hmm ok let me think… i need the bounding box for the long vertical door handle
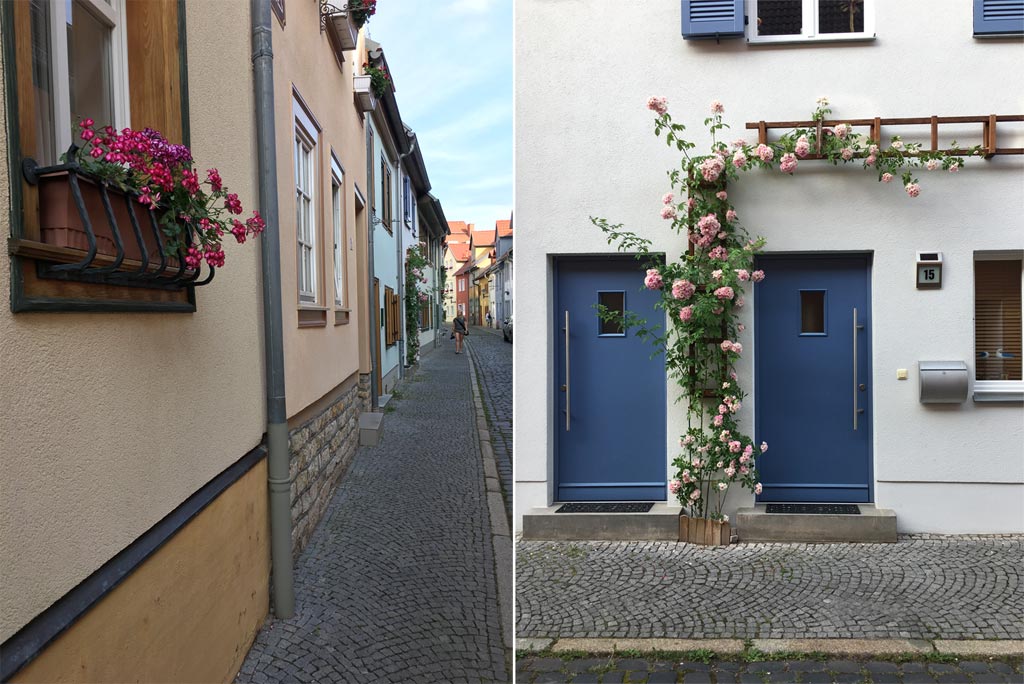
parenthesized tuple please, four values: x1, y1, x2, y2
(853, 307, 858, 431)
(565, 310, 571, 431)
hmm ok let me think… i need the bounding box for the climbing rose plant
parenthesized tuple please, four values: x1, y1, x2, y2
(595, 98, 979, 521)
(405, 244, 431, 366)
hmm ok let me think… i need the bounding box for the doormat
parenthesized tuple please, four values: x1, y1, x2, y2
(555, 502, 655, 513)
(766, 504, 861, 515)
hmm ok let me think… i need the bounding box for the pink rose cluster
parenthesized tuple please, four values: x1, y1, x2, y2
(671, 279, 695, 300)
(699, 155, 726, 183)
(647, 96, 668, 115)
(644, 268, 664, 290)
(780, 153, 799, 174)
(720, 339, 743, 354)
(714, 286, 735, 300)
(694, 213, 721, 248)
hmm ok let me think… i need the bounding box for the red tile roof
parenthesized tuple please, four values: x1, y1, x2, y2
(496, 219, 512, 237)
(448, 221, 470, 236)
(472, 230, 495, 247)
(447, 243, 470, 262)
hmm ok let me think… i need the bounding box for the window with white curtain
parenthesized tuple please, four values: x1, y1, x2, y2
(331, 157, 345, 307)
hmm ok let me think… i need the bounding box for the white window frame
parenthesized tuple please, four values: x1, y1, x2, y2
(331, 155, 345, 308)
(747, 0, 875, 44)
(293, 96, 320, 305)
(973, 251, 1024, 403)
(45, 0, 131, 157)
(458, 277, 466, 292)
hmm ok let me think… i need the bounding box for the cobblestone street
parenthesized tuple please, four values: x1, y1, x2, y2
(236, 346, 508, 683)
(466, 326, 512, 517)
(517, 538, 1024, 641)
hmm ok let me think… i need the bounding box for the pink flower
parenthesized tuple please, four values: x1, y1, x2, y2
(682, 434, 695, 446)
(735, 297, 744, 309)
(672, 279, 695, 300)
(711, 269, 724, 281)
(724, 466, 736, 478)
(869, 144, 879, 155)
(891, 139, 904, 150)
(925, 159, 940, 171)
(647, 96, 668, 115)
(949, 163, 959, 173)
(716, 191, 728, 201)
(732, 150, 746, 168)
(709, 246, 729, 260)
(754, 483, 763, 495)
(905, 182, 921, 198)
(740, 466, 749, 475)
(729, 440, 741, 453)
(712, 414, 723, 426)
(795, 135, 810, 158)
(865, 155, 877, 167)
(834, 123, 850, 139)
(718, 481, 728, 491)
(743, 444, 754, 457)
(756, 144, 774, 162)
(714, 286, 735, 300)
(80, 118, 95, 128)
(718, 404, 729, 415)
(719, 430, 730, 442)
(90, 147, 105, 159)
(841, 147, 854, 161)
(690, 490, 701, 501)
(644, 268, 663, 290)
(780, 153, 798, 174)
(687, 197, 696, 211)
(669, 479, 682, 494)
(736, 269, 750, 281)
(882, 173, 894, 183)
(662, 192, 674, 204)
(760, 441, 768, 453)
(710, 100, 725, 114)
(732, 138, 747, 149)
(679, 306, 693, 322)
(80, 129, 95, 141)
(739, 454, 750, 465)
(661, 206, 677, 220)
(751, 270, 765, 282)
(207, 168, 223, 192)
(697, 213, 721, 234)
(224, 193, 244, 214)
(700, 156, 726, 183)
(726, 209, 738, 223)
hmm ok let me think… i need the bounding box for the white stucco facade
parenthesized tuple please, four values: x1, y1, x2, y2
(514, 1, 1024, 533)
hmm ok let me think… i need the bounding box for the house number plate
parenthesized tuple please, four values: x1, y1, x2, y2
(916, 263, 941, 289)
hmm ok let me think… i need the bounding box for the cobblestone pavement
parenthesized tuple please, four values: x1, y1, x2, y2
(465, 326, 512, 517)
(237, 348, 508, 683)
(517, 538, 1024, 641)
(516, 654, 1024, 683)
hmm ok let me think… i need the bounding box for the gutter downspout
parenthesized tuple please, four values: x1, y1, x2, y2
(252, 0, 294, 618)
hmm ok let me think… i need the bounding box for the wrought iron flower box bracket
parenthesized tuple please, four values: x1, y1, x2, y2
(319, 1, 359, 51)
(20, 150, 215, 290)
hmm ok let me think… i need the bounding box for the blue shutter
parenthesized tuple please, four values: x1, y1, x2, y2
(681, 0, 744, 39)
(974, 0, 1024, 35)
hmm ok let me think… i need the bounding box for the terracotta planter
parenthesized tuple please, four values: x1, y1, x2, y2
(679, 515, 731, 546)
(38, 171, 167, 265)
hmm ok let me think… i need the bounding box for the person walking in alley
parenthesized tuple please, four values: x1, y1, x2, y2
(486, 311, 493, 327)
(453, 312, 469, 354)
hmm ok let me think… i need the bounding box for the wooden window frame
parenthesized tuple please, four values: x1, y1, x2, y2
(380, 155, 393, 235)
(974, 252, 1024, 402)
(330, 153, 345, 309)
(4, 0, 195, 313)
(383, 284, 400, 346)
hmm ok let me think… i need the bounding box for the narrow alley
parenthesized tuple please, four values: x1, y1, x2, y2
(236, 345, 509, 683)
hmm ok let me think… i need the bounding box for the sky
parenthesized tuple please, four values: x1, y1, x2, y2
(366, 0, 512, 233)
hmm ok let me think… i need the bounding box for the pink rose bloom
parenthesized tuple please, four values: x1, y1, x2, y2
(949, 163, 959, 173)
(700, 156, 726, 182)
(735, 297, 744, 309)
(795, 135, 810, 158)
(732, 150, 746, 168)
(737, 323, 745, 332)
(841, 147, 854, 161)
(716, 191, 728, 201)
(683, 434, 695, 446)
(690, 490, 701, 501)
(668, 479, 682, 494)
(732, 138, 747, 149)
(717, 231, 727, 239)
(891, 139, 904, 150)
(739, 454, 750, 465)
(754, 483, 763, 495)
(687, 197, 696, 211)
(644, 268, 663, 290)
(710, 100, 725, 114)
(712, 414, 723, 426)
(743, 444, 754, 457)
(925, 159, 940, 171)
(725, 466, 736, 477)
(728, 440, 741, 453)
(751, 270, 765, 282)
(714, 286, 735, 300)
(720, 340, 733, 352)
(905, 182, 921, 198)
(732, 342, 744, 354)
(681, 470, 691, 483)
(719, 430, 730, 442)
(756, 144, 774, 162)
(679, 306, 693, 322)
(869, 144, 879, 155)
(740, 466, 749, 475)
(736, 269, 750, 281)
(718, 481, 728, 491)
(711, 269, 724, 281)
(882, 173, 894, 183)
(760, 441, 768, 453)
(834, 123, 850, 139)
(698, 213, 721, 234)
(732, 400, 742, 412)
(780, 153, 798, 174)
(718, 404, 729, 415)
(672, 279, 695, 300)
(662, 192, 674, 204)
(647, 96, 668, 115)
(709, 246, 729, 261)
(661, 206, 677, 220)
(726, 209, 738, 222)
(865, 155, 876, 167)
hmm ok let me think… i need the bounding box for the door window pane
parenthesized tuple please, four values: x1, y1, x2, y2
(800, 290, 826, 334)
(68, 0, 114, 131)
(975, 260, 1023, 381)
(598, 291, 626, 336)
(30, 0, 57, 164)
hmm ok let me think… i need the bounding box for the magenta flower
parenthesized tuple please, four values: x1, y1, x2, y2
(207, 168, 223, 192)
(225, 193, 244, 214)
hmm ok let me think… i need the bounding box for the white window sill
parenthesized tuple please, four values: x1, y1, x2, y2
(973, 381, 1024, 403)
(747, 33, 876, 45)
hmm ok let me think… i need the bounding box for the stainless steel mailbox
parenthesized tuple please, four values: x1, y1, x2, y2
(919, 361, 969, 404)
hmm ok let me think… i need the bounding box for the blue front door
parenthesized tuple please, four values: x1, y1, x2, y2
(754, 255, 873, 503)
(555, 257, 666, 501)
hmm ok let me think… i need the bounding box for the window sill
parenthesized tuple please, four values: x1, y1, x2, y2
(747, 33, 876, 45)
(334, 308, 350, 326)
(298, 307, 328, 328)
(973, 381, 1024, 403)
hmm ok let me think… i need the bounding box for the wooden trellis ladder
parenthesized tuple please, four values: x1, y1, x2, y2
(745, 115, 1024, 159)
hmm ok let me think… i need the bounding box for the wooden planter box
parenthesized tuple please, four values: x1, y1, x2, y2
(679, 515, 731, 546)
(38, 171, 166, 265)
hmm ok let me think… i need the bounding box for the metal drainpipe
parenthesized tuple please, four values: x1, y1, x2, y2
(252, 0, 294, 619)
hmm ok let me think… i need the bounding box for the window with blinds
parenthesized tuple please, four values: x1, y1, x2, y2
(975, 257, 1023, 381)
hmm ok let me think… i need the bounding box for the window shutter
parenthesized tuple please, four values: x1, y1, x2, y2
(681, 0, 744, 39)
(126, 1, 189, 144)
(974, 0, 1024, 36)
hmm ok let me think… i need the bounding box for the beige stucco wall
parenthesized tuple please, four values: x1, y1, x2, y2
(0, 0, 266, 642)
(273, 2, 368, 418)
(12, 459, 270, 684)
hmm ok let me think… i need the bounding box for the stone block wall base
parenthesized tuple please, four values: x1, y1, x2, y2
(736, 504, 898, 543)
(358, 411, 384, 446)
